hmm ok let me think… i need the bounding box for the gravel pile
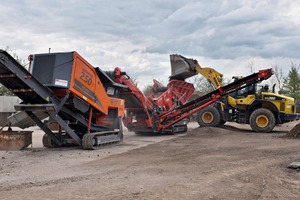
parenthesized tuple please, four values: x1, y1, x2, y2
(285, 123, 300, 138)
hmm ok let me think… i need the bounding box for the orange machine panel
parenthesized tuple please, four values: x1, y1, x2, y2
(69, 52, 110, 115)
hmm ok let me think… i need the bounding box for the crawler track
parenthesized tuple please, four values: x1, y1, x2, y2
(82, 131, 123, 150)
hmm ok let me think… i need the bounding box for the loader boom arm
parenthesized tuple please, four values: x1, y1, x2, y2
(194, 65, 224, 89)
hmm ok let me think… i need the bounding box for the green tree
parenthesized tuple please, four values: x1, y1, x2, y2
(0, 46, 27, 96)
(283, 63, 300, 111)
(0, 86, 15, 96)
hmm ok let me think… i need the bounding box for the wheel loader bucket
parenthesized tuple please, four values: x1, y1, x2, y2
(169, 54, 197, 80)
(0, 131, 32, 150)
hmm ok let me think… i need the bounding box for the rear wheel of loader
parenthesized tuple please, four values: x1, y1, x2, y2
(249, 108, 275, 133)
(196, 106, 221, 127)
(42, 134, 60, 148)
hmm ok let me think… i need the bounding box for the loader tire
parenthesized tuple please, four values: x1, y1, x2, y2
(249, 108, 275, 133)
(197, 106, 221, 127)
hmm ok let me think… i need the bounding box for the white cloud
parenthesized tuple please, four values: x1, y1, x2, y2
(1, 0, 300, 89)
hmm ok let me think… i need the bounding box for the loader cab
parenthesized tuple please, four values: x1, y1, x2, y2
(228, 83, 256, 99)
(229, 82, 275, 99)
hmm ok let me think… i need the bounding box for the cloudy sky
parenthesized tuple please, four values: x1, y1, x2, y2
(1, 0, 300, 88)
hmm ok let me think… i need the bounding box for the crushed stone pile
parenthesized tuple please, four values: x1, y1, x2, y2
(285, 122, 300, 138)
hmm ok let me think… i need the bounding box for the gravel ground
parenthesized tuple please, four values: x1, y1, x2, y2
(0, 121, 300, 200)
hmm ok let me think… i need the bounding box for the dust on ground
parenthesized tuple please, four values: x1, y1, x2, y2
(0, 121, 300, 200)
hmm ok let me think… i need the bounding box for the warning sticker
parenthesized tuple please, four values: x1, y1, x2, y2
(55, 79, 68, 87)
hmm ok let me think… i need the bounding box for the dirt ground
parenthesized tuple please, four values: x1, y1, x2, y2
(0, 121, 300, 200)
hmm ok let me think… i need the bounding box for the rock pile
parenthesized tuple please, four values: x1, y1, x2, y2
(285, 123, 300, 138)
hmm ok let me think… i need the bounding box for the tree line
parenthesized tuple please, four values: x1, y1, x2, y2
(281, 63, 300, 111)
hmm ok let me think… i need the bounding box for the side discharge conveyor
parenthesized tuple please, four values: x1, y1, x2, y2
(0, 50, 126, 150)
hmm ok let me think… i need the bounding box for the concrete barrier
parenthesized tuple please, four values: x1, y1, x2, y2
(0, 96, 21, 126)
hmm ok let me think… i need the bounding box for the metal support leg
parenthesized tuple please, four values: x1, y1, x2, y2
(53, 92, 69, 112)
(48, 111, 82, 146)
(25, 111, 62, 146)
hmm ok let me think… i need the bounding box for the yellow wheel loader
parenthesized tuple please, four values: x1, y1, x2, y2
(172, 55, 298, 133)
(198, 83, 298, 132)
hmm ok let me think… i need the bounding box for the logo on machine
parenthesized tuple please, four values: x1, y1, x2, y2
(264, 95, 285, 101)
(80, 68, 93, 85)
(264, 96, 276, 100)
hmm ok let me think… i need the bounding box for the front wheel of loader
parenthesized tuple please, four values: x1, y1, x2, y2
(196, 106, 221, 127)
(249, 108, 275, 133)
